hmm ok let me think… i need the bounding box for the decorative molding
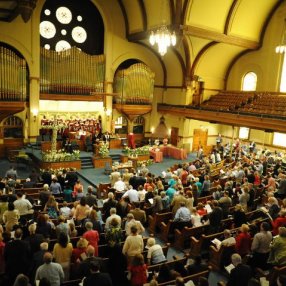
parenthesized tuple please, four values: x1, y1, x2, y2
(181, 25, 259, 49)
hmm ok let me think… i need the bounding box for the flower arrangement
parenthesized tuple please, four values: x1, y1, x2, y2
(137, 159, 153, 167)
(42, 149, 80, 162)
(40, 167, 76, 176)
(123, 146, 150, 157)
(98, 143, 110, 158)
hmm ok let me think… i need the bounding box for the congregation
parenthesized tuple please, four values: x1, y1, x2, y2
(1, 143, 286, 286)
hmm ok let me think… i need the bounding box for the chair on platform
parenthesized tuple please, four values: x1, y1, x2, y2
(70, 140, 80, 151)
(85, 136, 93, 152)
(104, 162, 112, 175)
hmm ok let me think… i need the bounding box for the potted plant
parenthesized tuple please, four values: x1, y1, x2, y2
(98, 143, 110, 158)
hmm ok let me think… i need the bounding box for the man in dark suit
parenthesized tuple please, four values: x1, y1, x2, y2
(4, 228, 31, 285)
(83, 261, 113, 286)
(129, 172, 146, 190)
(103, 131, 110, 144)
(66, 168, 78, 188)
(102, 192, 118, 218)
(227, 253, 252, 286)
(76, 245, 107, 278)
(208, 200, 223, 233)
(41, 168, 52, 186)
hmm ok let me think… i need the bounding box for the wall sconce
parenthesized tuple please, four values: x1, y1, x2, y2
(31, 109, 38, 122)
(105, 109, 112, 120)
(151, 127, 155, 134)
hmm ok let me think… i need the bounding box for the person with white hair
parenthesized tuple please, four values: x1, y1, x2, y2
(227, 253, 252, 286)
(113, 177, 126, 193)
(125, 213, 145, 236)
(105, 207, 121, 231)
(146, 237, 166, 265)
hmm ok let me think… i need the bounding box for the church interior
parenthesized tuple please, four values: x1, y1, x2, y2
(2, 0, 286, 286)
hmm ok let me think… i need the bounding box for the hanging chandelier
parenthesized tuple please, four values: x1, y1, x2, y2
(149, 25, 176, 56)
(275, 19, 286, 54)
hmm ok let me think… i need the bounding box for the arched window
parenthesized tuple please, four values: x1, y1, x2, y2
(114, 116, 128, 134)
(239, 127, 249, 140)
(133, 116, 144, 134)
(242, 72, 257, 91)
(3, 116, 23, 138)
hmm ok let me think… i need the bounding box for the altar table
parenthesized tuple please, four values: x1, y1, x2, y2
(159, 146, 187, 160)
(149, 150, 163, 163)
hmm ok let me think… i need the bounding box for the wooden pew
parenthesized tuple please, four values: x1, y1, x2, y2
(158, 268, 211, 286)
(208, 244, 236, 271)
(15, 187, 44, 195)
(61, 279, 82, 286)
(189, 227, 239, 259)
(159, 219, 175, 242)
(148, 212, 173, 234)
(173, 224, 209, 250)
(147, 256, 189, 274)
(196, 194, 213, 205)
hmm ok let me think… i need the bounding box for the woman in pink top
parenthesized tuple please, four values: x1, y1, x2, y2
(83, 221, 99, 256)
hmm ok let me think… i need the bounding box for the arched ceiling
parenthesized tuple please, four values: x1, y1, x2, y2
(120, 0, 282, 87)
(0, 0, 282, 88)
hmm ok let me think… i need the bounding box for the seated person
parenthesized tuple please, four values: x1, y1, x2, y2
(173, 202, 192, 230)
(146, 237, 166, 265)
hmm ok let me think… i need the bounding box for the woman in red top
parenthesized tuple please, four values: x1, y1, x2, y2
(235, 223, 252, 257)
(272, 211, 286, 236)
(83, 221, 99, 256)
(128, 253, 148, 286)
(253, 171, 261, 187)
(196, 203, 207, 217)
(71, 237, 88, 263)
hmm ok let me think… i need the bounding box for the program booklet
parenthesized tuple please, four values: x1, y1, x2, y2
(225, 263, 235, 274)
(211, 238, 222, 249)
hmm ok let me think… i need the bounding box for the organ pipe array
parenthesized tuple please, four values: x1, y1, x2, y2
(40, 47, 105, 95)
(113, 63, 155, 105)
(0, 46, 28, 101)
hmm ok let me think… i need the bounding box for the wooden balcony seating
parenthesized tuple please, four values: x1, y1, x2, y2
(208, 244, 236, 271)
(173, 224, 209, 250)
(148, 212, 173, 234)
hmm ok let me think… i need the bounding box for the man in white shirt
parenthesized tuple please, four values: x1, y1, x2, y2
(113, 177, 126, 192)
(14, 192, 34, 216)
(122, 185, 139, 203)
(105, 208, 121, 231)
